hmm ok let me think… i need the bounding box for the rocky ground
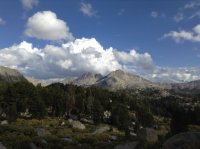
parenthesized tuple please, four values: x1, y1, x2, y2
(0, 117, 199, 149)
(0, 118, 136, 149)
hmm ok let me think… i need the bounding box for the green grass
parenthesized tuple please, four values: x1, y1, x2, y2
(0, 118, 127, 149)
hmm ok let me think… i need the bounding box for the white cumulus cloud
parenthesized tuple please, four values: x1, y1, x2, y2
(24, 11, 74, 41)
(21, 0, 38, 10)
(113, 50, 155, 74)
(0, 38, 199, 82)
(0, 38, 156, 79)
(163, 24, 200, 43)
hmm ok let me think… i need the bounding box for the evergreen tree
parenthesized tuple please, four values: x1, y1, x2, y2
(4, 85, 18, 122)
(136, 103, 154, 127)
(194, 106, 200, 125)
(28, 90, 47, 119)
(92, 99, 103, 124)
(86, 96, 94, 116)
(111, 103, 130, 137)
(170, 106, 190, 135)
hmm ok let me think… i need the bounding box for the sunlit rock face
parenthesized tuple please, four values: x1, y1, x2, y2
(0, 66, 26, 82)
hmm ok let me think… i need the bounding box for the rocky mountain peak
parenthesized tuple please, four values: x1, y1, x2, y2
(96, 69, 159, 90)
(72, 72, 103, 86)
(0, 66, 26, 82)
(80, 72, 102, 79)
(110, 69, 125, 75)
(107, 69, 140, 79)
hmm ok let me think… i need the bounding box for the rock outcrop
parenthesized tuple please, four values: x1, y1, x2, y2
(162, 132, 200, 149)
(68, 119, 86, 130)
(137, 128, 158, 143)
(0, 142, 7, 149)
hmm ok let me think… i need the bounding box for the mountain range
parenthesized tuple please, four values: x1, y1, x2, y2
(170, 80, 200, 94)
(0, 66, 199, 94)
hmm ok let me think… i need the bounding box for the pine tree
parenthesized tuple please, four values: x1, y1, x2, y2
(93, 99, 103, 124)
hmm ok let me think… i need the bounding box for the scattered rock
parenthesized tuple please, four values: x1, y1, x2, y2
(68, 119, 85, 130)
(115, 142, 138, 149)
(0, 142, 7, 149)
(130, 132, 137, 137)
(1, 113, 6, 118)
(111, 127, 120, 133)
(131, 121, 136, 126)
(162, 132, 200, 149)
(40, 139, 47, 144)
(30, 143, 37, 149)
(62, 138, 73, 143)
(80, 118, 94, 124)
(68, 119, 73, 123)
(110, 135, 117, 141)
(137, 128, 158, 143)
(69, 114, 78, 120)
(93, 126, 110, 134)
(61, 121, 65, 126)
(1, 120, 8, 125)
(20, 109, 32, 118)
(103, 111, 111, 119)
(34, 128, 51, 137)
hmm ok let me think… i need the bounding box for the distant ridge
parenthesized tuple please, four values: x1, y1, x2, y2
(170, 79, 200, 94)
(60, 70, 163, 90)
(22, 68, 200, 94)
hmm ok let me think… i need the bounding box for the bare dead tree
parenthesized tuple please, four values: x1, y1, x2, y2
(66, 84, 76, 117)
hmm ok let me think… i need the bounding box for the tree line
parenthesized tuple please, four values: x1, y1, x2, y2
(0, 81, 199, 135)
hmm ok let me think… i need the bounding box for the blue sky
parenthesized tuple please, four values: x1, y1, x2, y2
(0, 0, 200, 82)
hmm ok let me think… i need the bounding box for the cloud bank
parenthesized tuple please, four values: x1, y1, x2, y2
(0, 38, 155, 79)
(0, 38, 199, 82)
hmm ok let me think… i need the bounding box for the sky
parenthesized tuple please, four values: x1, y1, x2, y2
(0, 0, 200, 83)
